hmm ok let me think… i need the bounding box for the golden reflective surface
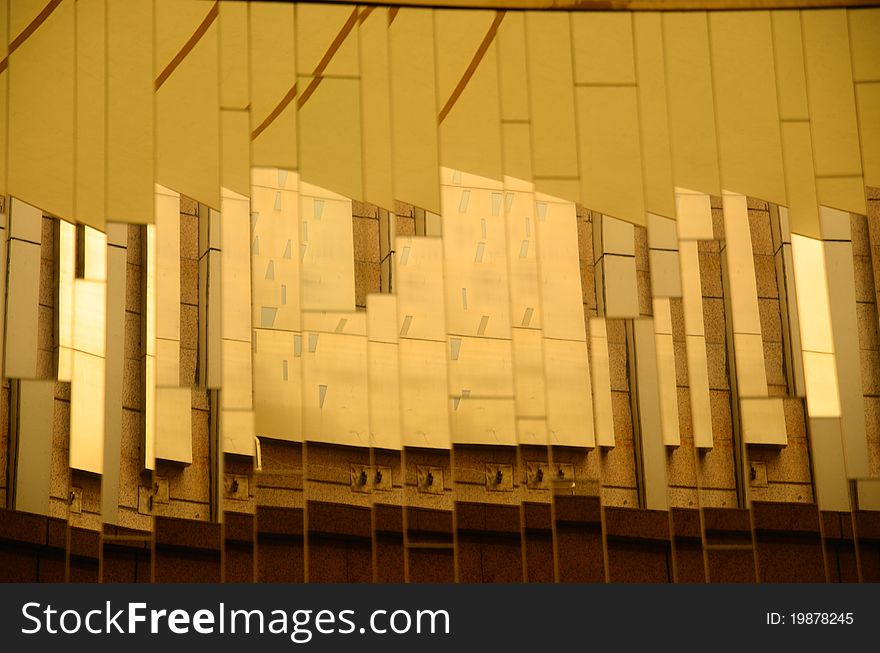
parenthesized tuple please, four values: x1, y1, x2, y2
(0, 5, 878, 586)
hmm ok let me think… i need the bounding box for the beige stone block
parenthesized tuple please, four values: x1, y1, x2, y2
(40, 216, 54, 255)
(758, 298, 782, 342)
(676, 386, 693, 438)
(763, 341, 785, 387)
(114, 461, 143, 511)
(37, 348, 54, 379)
(746, 197, 769, 211)
(865, 397, 880, 476)
(458, 443, 518, 465)
(219, 448, 255, 480)
(125, 263, 142, 314)
(870, 202, 880, 247)
(403, 485, 454, 512)
(451, 483, 524, 506)
(862, 349, 880, 395)
(0, 435, 6, 490)
(851, 214, 871, 255)
(121, 407, 144, 461)
(165, 458, 211, 503)
(748, 437, 811, 484)
(748, 209, 774, 255)
(38, 305, 53, 351)
(256, 469, 304, 494)
(127, 225, 143, 266)
(674, 342, 689, 387)
(748, 482, 813, 504)
(72, 471, 102, 514)
(709, 389, 733, 441)
(702, 298, 727, 344)
(69, 512, 102, 531)
(611, 390, 633, 443)
(305, 442, 368, 472)
(607, 342, 629, 391)
(667, 485, 701, 509)
(402, 449, 452, 487)
(873, 248, 880, 301)
(191, 386, 209, 411)
(253, 486, 304, 509)
(306, 459, 357, 486)
(192, 408, 210, 459)
(53, 398, 71, 449)
(39, 256, 54, 307)
(258, 439, 302, 475)
(634, 225, 648, 271)
(123, 358, 143, 411)
(124, 310, 142, 358)
(712, 206, 725, 240)
(697, 238, 720, 254)
(868, 438, 879, 478)
(585, 305, 598, 323)
(580, 259, 595, 307)
(768, 384, 787, 397)
(783, 397, 807, 438)
(670, 299, 686, 342)
(352, 216, 380, 262)
(180, 196, 199, 216)
(180, 304, 198, 350)
(637, 270, 653, 315)
(48, 497, 69, 520)
(154, 499, 209, 521)
(667, 440, 698, 487)
(394, 201, 414, 218)
(395, 215, 415, 237)
(224, 498, 256, 517)
(115, 506, 152, 532)
(854, 254, 876, 303)
(373, 449, 404, 474)
(180, 257, 199, 306)
(451, 452, 500, 486)
(54, 382, 70, 402)
(579, 448, 602, 483)
(696, 441, 737, 490)
(351, 200, 379, 219)
(599, 439, 638, 488)
(705, 342, 729, 390)
(50, 446, 70, 502)
(605, 318, 627, 344)
(179, 214, 199, 259)
(857, 302, 880, 351)
(697, 487, 738, 508)
(577, 219, 593, 264)
(698, 251, 723, 297)
(754, 254, 779, 298)
(180, 347, 197, 386)
(354, 261, 380, 307)
(600, 486, 639, 508)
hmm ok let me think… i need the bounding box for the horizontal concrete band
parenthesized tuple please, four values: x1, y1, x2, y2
(2, 502, 879, 583)
(4, 502, 875, 549)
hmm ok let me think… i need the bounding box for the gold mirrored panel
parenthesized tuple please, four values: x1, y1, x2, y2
(1, 4, 879, 586)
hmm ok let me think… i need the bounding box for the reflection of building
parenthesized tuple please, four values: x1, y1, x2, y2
(1, 2, 880, 582)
